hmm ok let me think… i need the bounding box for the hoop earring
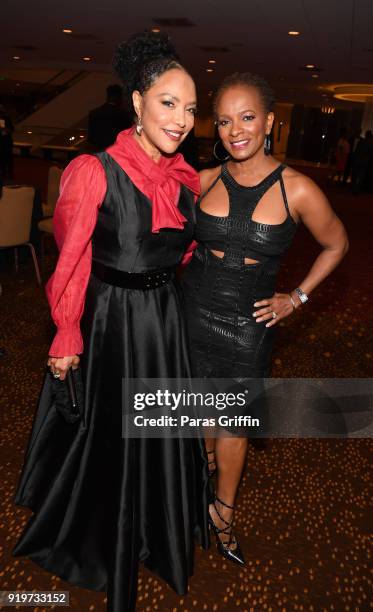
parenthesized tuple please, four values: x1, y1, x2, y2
(264, 134, 271, 155)
(213, 139, 230, 162)
(136, 117, 143, 135)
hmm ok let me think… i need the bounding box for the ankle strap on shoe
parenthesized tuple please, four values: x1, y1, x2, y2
(215, 495, 234, 510)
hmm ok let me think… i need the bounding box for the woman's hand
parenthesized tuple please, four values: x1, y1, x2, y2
(47, 355, 80, 381)
(253, 292, 297, 328)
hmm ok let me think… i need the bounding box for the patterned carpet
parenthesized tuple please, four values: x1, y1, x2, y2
(0, 165, 372, 611)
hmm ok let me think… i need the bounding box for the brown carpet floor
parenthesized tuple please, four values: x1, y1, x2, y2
(0, 162, 372, 611)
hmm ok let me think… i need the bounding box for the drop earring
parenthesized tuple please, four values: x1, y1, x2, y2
(264, 133, 271, 155)
(136, 117, 143, 135)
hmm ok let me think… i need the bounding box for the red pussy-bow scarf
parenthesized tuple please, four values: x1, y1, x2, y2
(106, 127, 200, 233)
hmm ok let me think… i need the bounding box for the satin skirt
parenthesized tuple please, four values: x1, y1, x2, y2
(182, 246, 278, 378)
(13, 273, 210, 612)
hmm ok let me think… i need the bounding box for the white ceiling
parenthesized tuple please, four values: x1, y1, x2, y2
(1, 0, 372, 109)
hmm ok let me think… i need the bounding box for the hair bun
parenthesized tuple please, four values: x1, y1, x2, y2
(113, 30, 179, 96)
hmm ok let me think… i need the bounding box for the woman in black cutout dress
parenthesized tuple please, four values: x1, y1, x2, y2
(182, 72, 348, 565)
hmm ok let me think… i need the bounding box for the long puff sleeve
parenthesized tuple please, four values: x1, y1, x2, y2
(45, 155, 107, 357)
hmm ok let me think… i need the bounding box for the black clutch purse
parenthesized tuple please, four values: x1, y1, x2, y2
(51, 367, 85, 424)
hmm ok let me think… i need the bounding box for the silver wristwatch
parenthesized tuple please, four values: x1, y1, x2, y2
(294, 287, 308, 304)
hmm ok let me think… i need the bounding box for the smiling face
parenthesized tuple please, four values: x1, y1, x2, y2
(215, 84, 274, 161)
(132, 68, 197, 156)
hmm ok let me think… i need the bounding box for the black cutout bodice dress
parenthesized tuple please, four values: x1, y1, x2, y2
(182, 163, 298, 377)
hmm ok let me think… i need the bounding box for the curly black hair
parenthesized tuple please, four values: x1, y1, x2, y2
(113, 30, 185, 109)
(213, 72, 276, 115)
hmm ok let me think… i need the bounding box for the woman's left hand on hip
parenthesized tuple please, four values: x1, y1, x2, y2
(252, 292, 295, 327)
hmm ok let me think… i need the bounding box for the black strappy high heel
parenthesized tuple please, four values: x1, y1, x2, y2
(208, 495, 245, 566)
(207, 449, 217, 478)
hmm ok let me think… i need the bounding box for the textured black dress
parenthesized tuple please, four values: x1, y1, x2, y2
(182, 163, 298, 378)
(13, 152, 210, 611)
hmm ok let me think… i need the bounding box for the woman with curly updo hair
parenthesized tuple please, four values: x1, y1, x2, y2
(182, 72, 348, 566)
(12, 31, 210, 611)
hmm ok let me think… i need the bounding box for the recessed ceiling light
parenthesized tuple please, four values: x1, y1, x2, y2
(13, 56, 20, 60)
(288, 31, 300, 36)
(208, 59, 216, 64)
(306, 64, 315, 69)
(63, 28, 73, 34)
(312, 74, 319, 78)
(151, 28, 160, 33)
(27, 130, 32, 134)
(206, 68, 214, 73)
(83, 57, 91, 61)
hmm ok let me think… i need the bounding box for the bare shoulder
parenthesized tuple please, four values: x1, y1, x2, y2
(282, 165, 328, 211)
(199, 165, 221, 194)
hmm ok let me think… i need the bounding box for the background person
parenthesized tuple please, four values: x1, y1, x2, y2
(88, 83, 132, 151)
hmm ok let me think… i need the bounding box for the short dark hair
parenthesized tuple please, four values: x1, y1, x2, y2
(213, 72, 276, 115)
(113, 30, 187, 110)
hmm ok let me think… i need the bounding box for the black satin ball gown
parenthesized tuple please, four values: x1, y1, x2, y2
(182, 163, 298, 379)
(13, 152, 210, 612)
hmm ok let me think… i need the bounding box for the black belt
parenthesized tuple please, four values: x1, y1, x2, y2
(92, 261, 176, 290)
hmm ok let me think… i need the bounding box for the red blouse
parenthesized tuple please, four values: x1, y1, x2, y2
(46, 154, 106, 357)
(46, 148, 199, 357)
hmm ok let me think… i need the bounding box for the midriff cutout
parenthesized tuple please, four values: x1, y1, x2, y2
(210, 249, 259, 265)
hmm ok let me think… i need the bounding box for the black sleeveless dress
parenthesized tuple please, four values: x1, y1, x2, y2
(182, 163, 298, 378)
(13, 152, 210, 611)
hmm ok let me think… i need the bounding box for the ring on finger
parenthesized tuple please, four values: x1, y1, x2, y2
(272, 311, 277, 319)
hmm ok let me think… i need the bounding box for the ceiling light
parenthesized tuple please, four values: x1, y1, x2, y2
(151, 28, 160, 33)
(288, 31, 300, 36)
(27, 130, 32, 134)
(321, 106, 335, 114)
(306, 64, 315, 69)
(13, 56, 20, 60)
(83, 57, 91, 61)
(63, 28, 73, 34)
(312, 74, 319, 78)
(206, 68, 214, 73)
(324, 82, 373, 102)
(208, 59, 216, 64)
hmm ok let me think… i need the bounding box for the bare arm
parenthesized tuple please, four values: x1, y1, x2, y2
(254, 174, 349, 326)
(289, 175, 349, 300)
